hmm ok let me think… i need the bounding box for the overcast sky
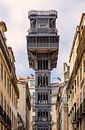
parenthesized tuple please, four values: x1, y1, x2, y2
(0, 0, 85, 82)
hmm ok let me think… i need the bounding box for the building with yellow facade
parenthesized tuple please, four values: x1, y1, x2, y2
(0, 21, 19, 130)
(17, 77, 31, 130)
(56, 63, 69, 130)
(67, 13, 85, 130)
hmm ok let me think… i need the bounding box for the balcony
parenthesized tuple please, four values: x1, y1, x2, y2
(0, 105, 11, 129)
(28, 28, 58, 34)
(27, 42, 59, 50)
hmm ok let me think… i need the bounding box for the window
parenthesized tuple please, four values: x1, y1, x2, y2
(15, 97, 17, 109)
(83, 86, 85, 99)
(4, 71, 6, 87)
(46, 75, 48, 86)
(38, 60, 42, 70)
(77, 75, 79, 87)
(38, 59, 48, 70)
(1, 63, 3, 80)
(4, 99, 6, 112)
(80, 92, 82, 103)
(83, 60, 85, 72)
(10, 107, 11, 119)
(1, 93, 3, 107)
(46, 60, 48, 69)
(43, 75, 48, 86)
(9, 82, 11, 98)
(38, 75, 42, 86)
(7, 78, 9, 93)
(12, 111, 13, 126)
(80, 65, 82, 81)
(74, 80, 76, 93)
(74, 103, 76, 120)
(12, 89, 13, 102)
(7, 105, 9, 115)
(38, 93, 48, 104)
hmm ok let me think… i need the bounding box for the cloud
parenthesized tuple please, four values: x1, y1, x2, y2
(0, 0, 85, 79)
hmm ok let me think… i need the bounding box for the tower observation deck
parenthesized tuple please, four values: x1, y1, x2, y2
(27, 10, 59, 130)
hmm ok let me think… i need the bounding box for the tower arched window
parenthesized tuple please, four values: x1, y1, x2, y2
(46, 75, 48, 86)
(44, 75, 48, 86)
(40, 76, 43, 86)
(43, 76, 45, 86)
(38, 75, 43, 86)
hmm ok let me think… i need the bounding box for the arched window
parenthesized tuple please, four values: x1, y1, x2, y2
(38, 93, 40, 103)
(46, 60, 48, 69)
(41, 76, 43, 86)
(43, 76, 45, 86)
(46, 93, 48, 103)
(38, 76, 40, 86)
(44, 75, 48, 86)
(46, 76, 48, 86)
(38, 59, 42, 69)
(38, 75, 43, 86)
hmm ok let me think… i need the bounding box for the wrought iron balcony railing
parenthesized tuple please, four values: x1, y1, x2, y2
(27, 42, 59, 49)
(28, 28, 58, 34)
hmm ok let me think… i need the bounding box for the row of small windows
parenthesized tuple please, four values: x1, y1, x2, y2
(38, 93, 48, 104)
(38, 75, 48, 87)
(38, 60, 48, 70)
(27, 37, 58, 43)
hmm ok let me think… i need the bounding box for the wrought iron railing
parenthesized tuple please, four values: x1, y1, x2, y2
(27, 42, 59, 49)
(28, 28, 57, 34)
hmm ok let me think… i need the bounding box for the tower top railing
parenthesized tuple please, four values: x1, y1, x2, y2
(28, 10, 57, 17)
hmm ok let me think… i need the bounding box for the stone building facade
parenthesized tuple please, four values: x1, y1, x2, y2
(0, 21, 19, 130)
(67, 13, 85, 130)
(17, 77, 31, 130)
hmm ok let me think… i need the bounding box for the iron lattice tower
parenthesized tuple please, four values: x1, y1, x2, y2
(27, 10, 59, 130)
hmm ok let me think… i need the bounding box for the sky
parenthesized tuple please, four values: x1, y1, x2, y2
(0, 0, 85, 82)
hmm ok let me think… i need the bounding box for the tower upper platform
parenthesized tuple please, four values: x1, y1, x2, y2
(27, 10, 59, 70)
